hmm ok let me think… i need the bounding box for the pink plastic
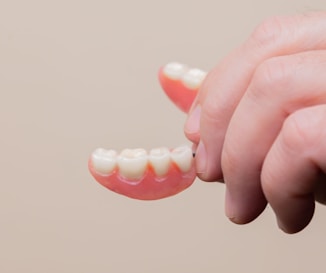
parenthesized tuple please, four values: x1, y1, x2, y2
(88, 159, 196, 200)
(158, 67, 198, 113)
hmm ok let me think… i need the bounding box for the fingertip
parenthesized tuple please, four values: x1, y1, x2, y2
(195, 141, 207, 175)
(225, 186, 268, 224)
(274, 199, 315, 234)
(194, 142, 223, 182)
(225, 188, 236, 220)
(277, 216, 312, 234)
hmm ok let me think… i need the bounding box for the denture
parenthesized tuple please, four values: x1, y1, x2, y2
(89, 146, 196, 200)
(89, 62, 206, 200)
(158, 62, 207, 113)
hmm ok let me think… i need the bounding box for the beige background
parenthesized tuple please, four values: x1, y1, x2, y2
(1, 0, 326, 272)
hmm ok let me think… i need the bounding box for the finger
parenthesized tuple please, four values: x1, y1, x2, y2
(261, 105, 326, 233)
(158, 62, 206, 113)
(223, 50, 326, 224)
(190, 13, 326, 181)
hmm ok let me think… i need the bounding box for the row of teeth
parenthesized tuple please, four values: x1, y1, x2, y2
(91, 146, 193, 180)
(163, 62, 207, 90)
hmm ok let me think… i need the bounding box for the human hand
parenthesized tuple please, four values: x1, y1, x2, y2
(160, 13, 326, 233)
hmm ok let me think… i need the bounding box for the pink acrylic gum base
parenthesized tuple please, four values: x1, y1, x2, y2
(88, 159, 196, 200)
(158, 67, 198, 113)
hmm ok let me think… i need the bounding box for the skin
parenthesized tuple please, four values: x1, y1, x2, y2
(178, 12, 326, 233)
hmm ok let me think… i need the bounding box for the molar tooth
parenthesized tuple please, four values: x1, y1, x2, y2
(170, 146, 193, 173)
(91, 148, 117, 174)
(163, 62, 188, 80)
(181, 68, 207, 90)
(149, 147, 171, 177)
(117, 149, 148, 180)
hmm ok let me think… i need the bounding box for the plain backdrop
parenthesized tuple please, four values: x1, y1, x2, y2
(1, 1, 326, 272)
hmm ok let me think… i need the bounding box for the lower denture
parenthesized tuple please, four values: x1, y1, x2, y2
(88, 147, 196, 200)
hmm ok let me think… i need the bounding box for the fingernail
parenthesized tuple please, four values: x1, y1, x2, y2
(185, 104, 201, 134)
(195, 141, 207, 174)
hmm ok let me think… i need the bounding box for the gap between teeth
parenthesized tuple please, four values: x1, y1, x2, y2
(91, 146, 193, 179)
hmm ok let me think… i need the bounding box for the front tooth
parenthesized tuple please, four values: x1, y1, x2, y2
(170, 146, 193, 173)
(163, 62, 188, 80)
(149, 147, 171, 177)
(117, 149, 148, 180)
(181, 68, 207, 90)
(91, 148, 117, 174)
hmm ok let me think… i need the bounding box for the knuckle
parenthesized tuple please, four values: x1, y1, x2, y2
(281, 108, 320, 152)
(248, 57, 291, 101)
(250, 15, 294, 49)
(201, 94, 226, 127)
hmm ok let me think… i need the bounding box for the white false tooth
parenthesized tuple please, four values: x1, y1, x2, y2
(163, 62, 188, 80)
(181, 68, 207, 90)
(170, 146, 193, 173)
(91, 148, 117, 174)
(149, 147, 171, 177)
(117, 149, 148, 180)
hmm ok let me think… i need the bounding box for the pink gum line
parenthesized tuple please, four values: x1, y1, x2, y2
(158, 67, 199, 113)
(88, 159, 196, 200)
